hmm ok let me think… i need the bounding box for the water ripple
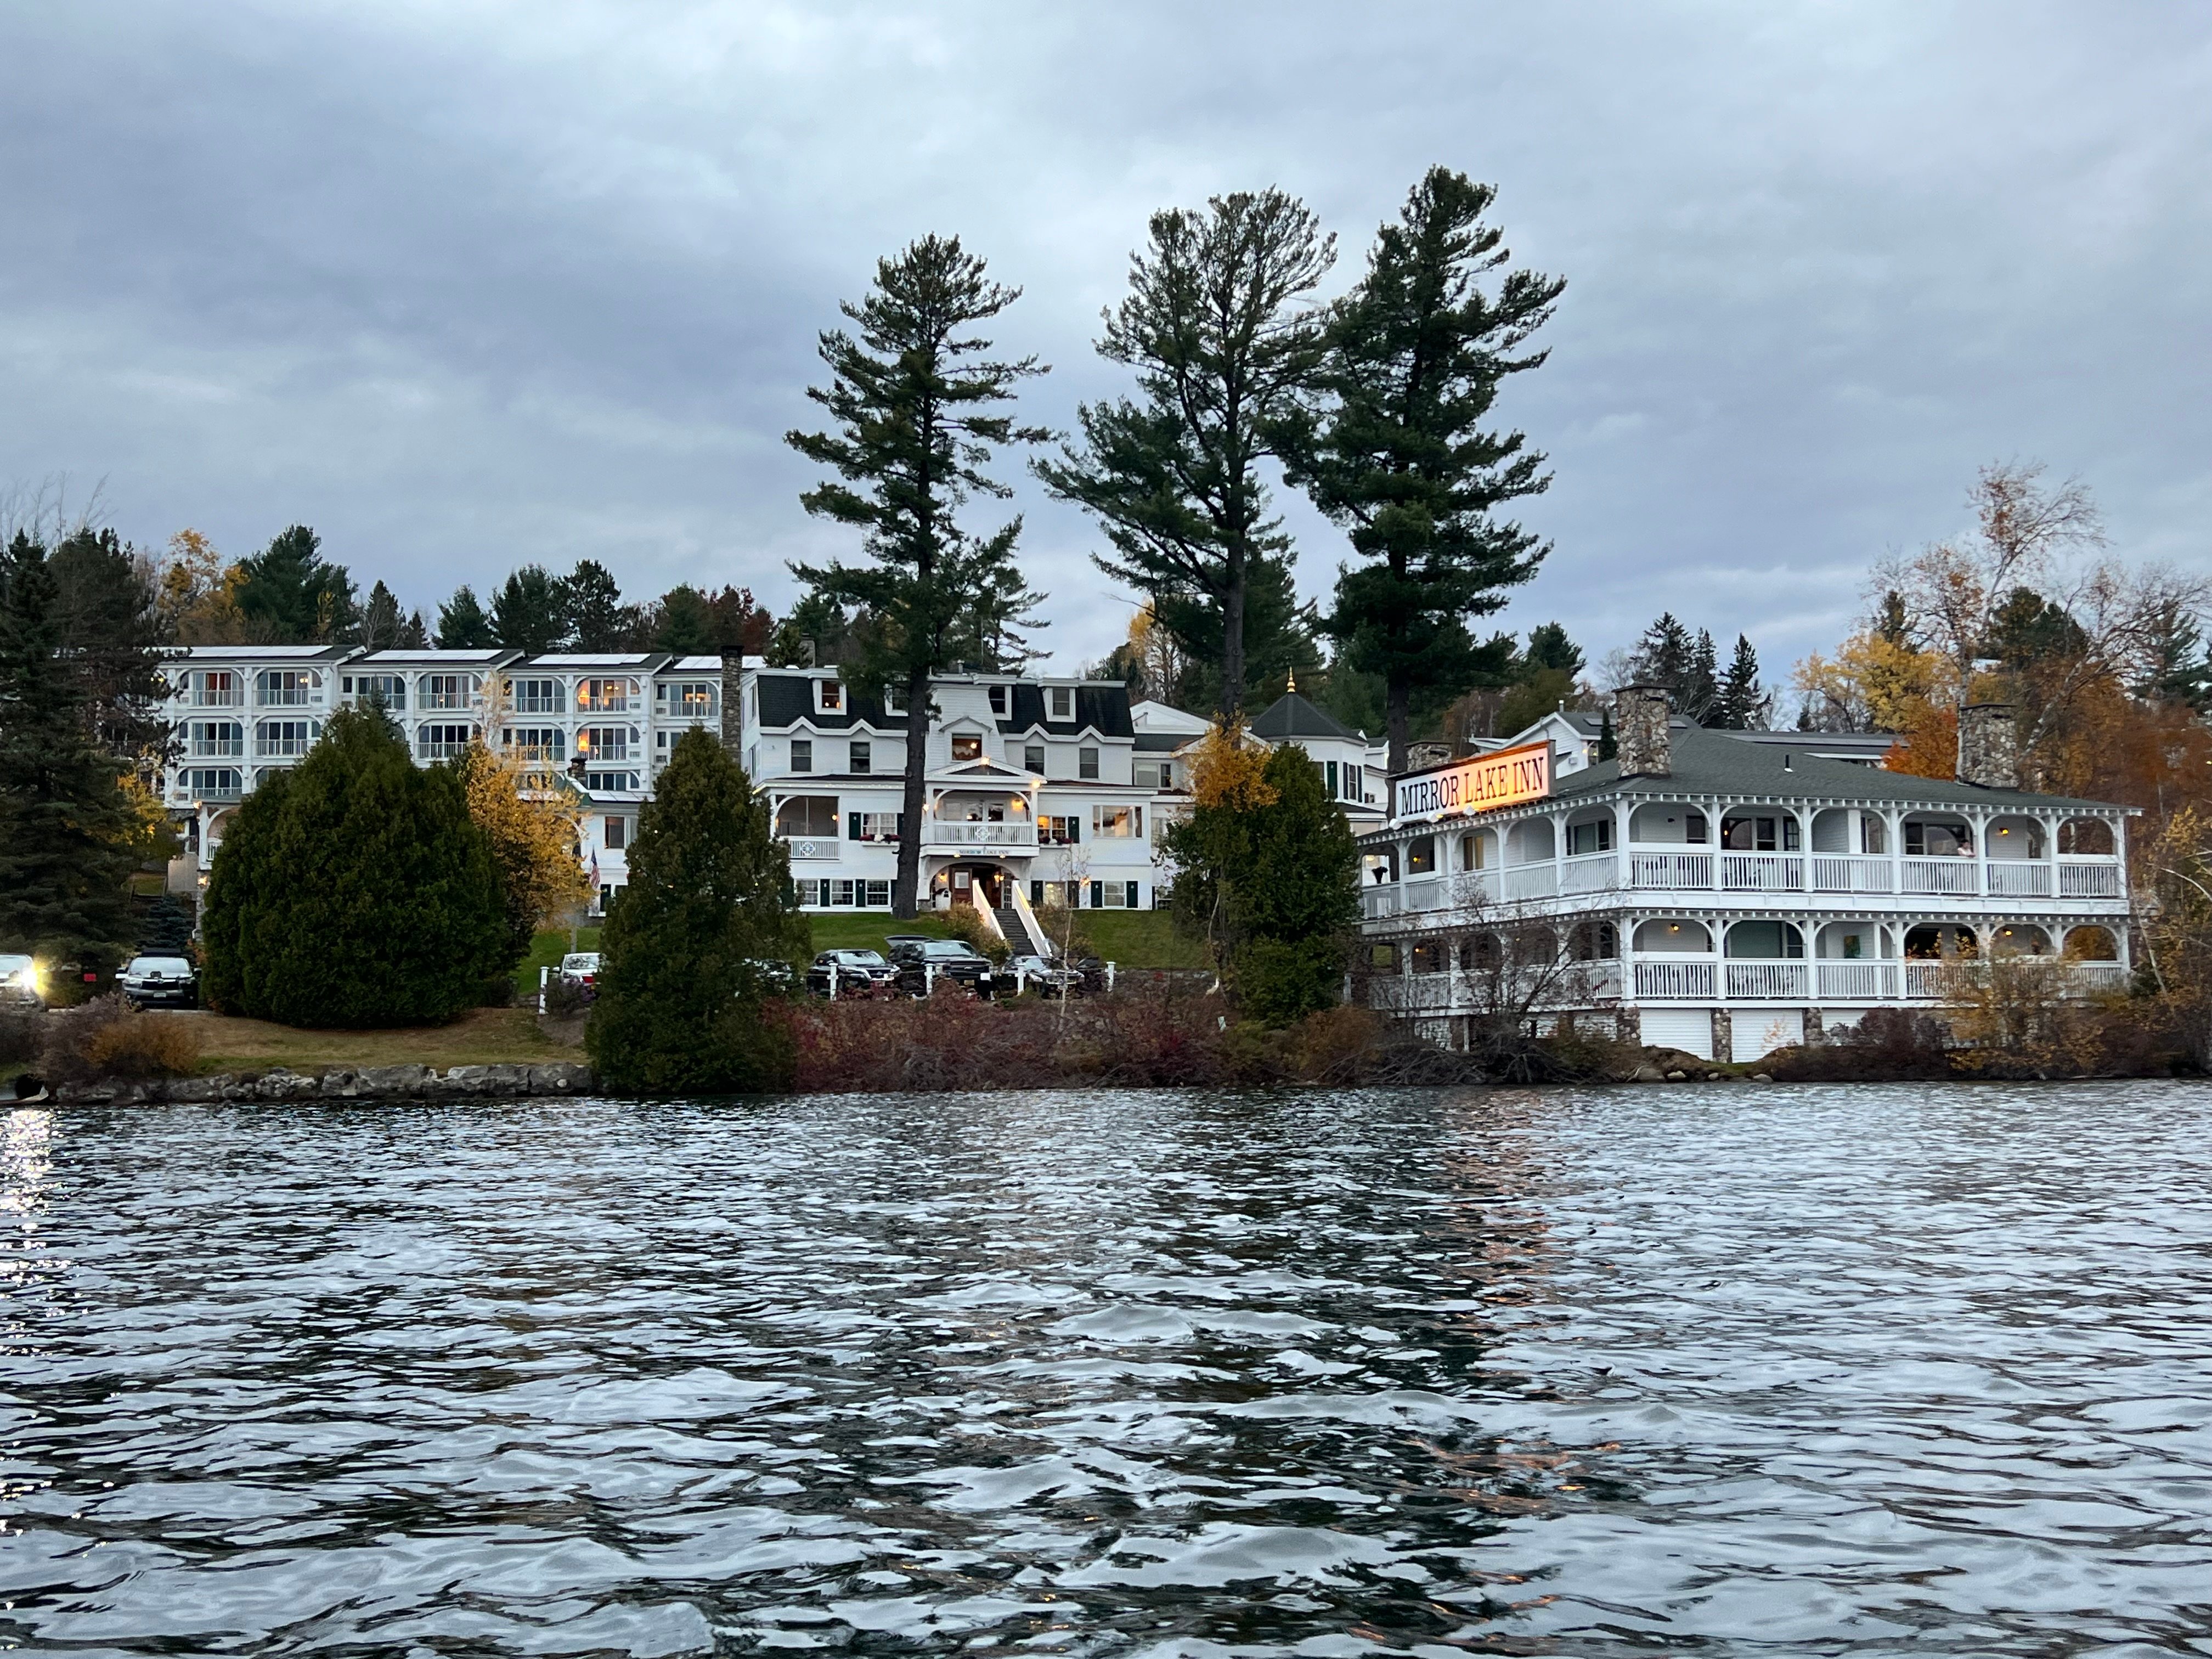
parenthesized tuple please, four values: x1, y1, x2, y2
(3, 1083, 2210, 1654)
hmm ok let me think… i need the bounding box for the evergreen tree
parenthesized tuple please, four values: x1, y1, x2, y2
(701, 586, 775, 659)
(786, 234, 1048, 918)
(1290, 167, 1563, 771)
(436, 584, 495, 648)
(0, 534, 139, 969)
(1168, 735, 1358, 1026)
(1626, 613, 1719, 720)
(1710, 634, 1769, 730)
(2137, 600, 2212, 712)
(490, 565, 569, 653)
(235, 524, 356, 642)
(199, 707, 509, 1026)
(585, 727, 809, 1093)
(1596, 707, 1616, 761)
(1152, 551, 1321, 709)
(355, 579, 407, 650)
(397, 609, 430, 649)
(138, 895, 194, 955)
(1522, 621, 1583, 677)
(562, 560, 633, 650)
(47, 526, 170, 762)
(1038, 190, 1334, 718)
(652, 585, 717, 654)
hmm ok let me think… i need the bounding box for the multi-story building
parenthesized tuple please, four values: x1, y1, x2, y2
(1355, 687, 2135, 1063)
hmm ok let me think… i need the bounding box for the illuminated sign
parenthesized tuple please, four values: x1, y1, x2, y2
(1392, 740, 1552, 822)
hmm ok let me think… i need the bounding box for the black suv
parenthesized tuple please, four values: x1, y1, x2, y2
(889, 938, 998, 997)
(118, 955, 198, 1010)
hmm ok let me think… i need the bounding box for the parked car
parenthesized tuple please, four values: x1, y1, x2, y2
(746, 958, 798, 992)
(558, 952, 602, 990)
(1003, 953, 1084, 995)
(0, 953, 44, 1009)
(888, 938, 999, 997)
(806, 949, 899, 997)
(117, 955, 197, 1010)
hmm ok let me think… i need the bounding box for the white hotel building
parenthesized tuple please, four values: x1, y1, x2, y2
(160, 648, 1391, 932)
(1354, 687, 2136, 1063)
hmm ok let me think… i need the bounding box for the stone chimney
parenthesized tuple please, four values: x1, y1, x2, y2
(1956, 702, 2019, 790)
(1613, 685, 1673, 777)
(720, 653, 746, 766)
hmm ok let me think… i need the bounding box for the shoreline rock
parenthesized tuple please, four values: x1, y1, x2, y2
(48, 1060, 596, 1104)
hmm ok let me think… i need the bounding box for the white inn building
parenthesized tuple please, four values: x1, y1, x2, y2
(1354, 687, 2135, 1063)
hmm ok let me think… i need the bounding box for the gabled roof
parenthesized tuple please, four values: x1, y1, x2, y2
(1251, 691, 1362, 744)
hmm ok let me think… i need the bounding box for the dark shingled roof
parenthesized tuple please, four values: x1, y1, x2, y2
(1133, 732, 1185, 752)
(1250, 691, 1361, 743)
(998, 683, 1135, 738)
(753, 674, 908, 732)
(1543, 723, 2119, 812)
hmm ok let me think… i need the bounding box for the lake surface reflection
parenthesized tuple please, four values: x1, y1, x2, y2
(4, 1084, 2211, 1655)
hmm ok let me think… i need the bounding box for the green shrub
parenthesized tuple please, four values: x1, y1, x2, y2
(944, 903, 1010, 963)
(200, 707, 510, 1027)
(586, 729, 810, 1094)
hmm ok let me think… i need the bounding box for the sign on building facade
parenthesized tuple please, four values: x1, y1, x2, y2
(1391, 740, 1553, 822)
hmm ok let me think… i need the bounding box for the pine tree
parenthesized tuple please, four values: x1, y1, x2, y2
(1627, 613, 1720, 721)
(1711, 634, 1768, 729)
(652, 585, 717, 654)
(47, 526, 170, 763)
(138, 895, 194, 955)
(0, 534, 140, 969)
(1290, 167, 1564, 771)
(2138, 600, 2212, 712)
(585, 728, 810, 1093)
(786, 234, 1048, 918)
(356, 579, 406, 650)
(199, 707, 510, 1026)
(398, 609, 430, 649)
(235, 524, 357, 642)
(1038, 190, 1334, 718)
(561, 560, 631, 650)
(490, 565, 569, 653)
(1522, 621, 1583, 676)
(1151, 552, 1321, 710)
(436, 584, 495, 648)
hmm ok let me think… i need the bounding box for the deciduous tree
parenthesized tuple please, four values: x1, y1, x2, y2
(458, 736, 591, 962)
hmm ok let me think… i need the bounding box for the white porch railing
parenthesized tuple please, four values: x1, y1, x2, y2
(1629, 850, 1712, 889)
(1986, 861, 2053, 896)
(2071, 961, 2129, 992)
(1810, 855, 1893, 894)
(1726, 961, 1809, 999)
(2058, 861, 2124, 897)
(1401, 877, 1444, 913)
(1562, 853, 1619, 893)
(1635, 959, 1717, 999)
(1503, 864, 1558, 900)
(1901, 857, 1977, 894)
(1722, 854, 1804, 892)
(1362, 886, 1401, 920)
(1815, 960, 1898, 1000)
(922, 820, 1040, 849)
(1452, 871, 1502, 905)
(781, 836, 840, 862)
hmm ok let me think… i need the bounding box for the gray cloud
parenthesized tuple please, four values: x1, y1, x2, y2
(4, 0, 2209, 690)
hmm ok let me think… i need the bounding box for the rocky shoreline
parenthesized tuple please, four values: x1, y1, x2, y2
(44, 1061, 599, 1104)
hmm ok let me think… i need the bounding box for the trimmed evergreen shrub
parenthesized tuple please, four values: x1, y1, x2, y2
(200, 707, 510, 1026)
(586, 728, 810, 1094)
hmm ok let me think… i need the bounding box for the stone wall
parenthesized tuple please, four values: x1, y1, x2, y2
(48, 1060, 597, 1104)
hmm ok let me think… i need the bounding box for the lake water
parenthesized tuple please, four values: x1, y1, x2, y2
(4, 1084, 2211, 1656)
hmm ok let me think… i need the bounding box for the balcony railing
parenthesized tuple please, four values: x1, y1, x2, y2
(2059, 861, 2124, 897)
(1562, 852, 1618, 893)
(1810, 855, 1893, 894)
(189, 734, 244, 758)
(1815, 960, 1898, 1000)
(1362, 886, 1401, 920)
(1726, 961, 1809, 999)
(780, 833, 840, 862)
(1630, 850, 1712, 889)
(922, 820, 1040, 849)
(1401, 877, 1443, 913)
(1635, 959, 1716, 999)
(1503, 864, 1556, 900)
(1721, 853, 1804, 892)
(1901, 857, 1977, 894)
(1985, 861, 2053, 896)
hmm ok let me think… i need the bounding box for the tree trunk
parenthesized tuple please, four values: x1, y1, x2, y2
(1218, 562, 1248, 721)
(1385, 673, 1410, 776)
(893, 663, 930, 918)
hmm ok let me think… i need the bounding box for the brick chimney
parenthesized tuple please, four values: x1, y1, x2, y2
(1956, 702, 2019, 790)
(1614, 685, 1673, 777)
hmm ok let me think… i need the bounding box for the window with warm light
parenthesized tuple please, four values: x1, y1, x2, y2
(951, 733, 983, 762)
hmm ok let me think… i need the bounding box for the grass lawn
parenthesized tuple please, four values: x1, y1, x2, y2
(512, 926, 603, 997)
(192, 1006, 579, 1074)
(1070, 911, 1208, 970)
(803, 913, 956, 956)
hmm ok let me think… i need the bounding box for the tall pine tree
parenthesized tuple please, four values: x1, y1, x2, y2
(0, 534, 138, 970)
(436, 584, 495, 648)
(490, 565, 569, 653)
(786, 234, 1047, 918)
(235, 524, 356, 642)
(1038, 190, 1334, 718)
(1290, 167, 1564, 772)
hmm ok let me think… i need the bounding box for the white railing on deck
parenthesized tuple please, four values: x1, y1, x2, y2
(1722, 854, 1804, 892)
(1452, 871, 1501, 905)
(1816, 960, 1898, 1000)
(1401, 877, 1443, 913)
(1810, 855, 1893, 894)
(1635, 960, 1717, 999)
(924, 820, 1040, 848)
(1904, 960, 1965, 999)
(1504, 864, 1557, 900)
(1902, 857, 1977, 894)
(1986, 861, 2053, 896)
(2059, 861, 2123, 897)
(1726, 961, 1809, 999)
(1629, 850, 1712, 889)
(1561, 853, 1618, 893)
(1362, 886, 1401, 920)
(2071, 961, 2128, 992)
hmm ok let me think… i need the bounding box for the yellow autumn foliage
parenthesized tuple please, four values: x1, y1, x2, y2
(458, 737, 591, 951)
(1188, 720, 1277, 813)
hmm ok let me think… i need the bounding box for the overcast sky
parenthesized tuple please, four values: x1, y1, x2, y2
(5, 1, 2209, 690)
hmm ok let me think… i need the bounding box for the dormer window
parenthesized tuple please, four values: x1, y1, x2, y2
(817, 680, 843, 714)
(885, 684, 908, 713)
(951, 733, 983, 763)
(1049, 686, 1073, 720)
(989, 685, 1008, 715)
